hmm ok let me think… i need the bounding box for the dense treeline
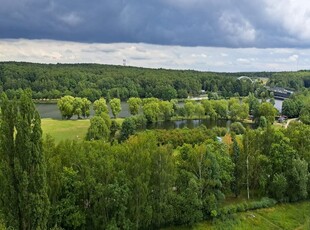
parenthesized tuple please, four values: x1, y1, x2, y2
(282, 89, 310, 124)
(267, 70, 310, 90)
(31, 121, 310, 229)
(58, 94, 277, 128)
(0, 62, 274, 101)
(42, 123, 310, 229)
(0, 90, 309, 229)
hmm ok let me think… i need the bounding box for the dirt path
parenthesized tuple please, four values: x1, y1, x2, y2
(285, 118, 298, 129)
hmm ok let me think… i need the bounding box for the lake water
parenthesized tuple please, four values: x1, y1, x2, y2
(37, 99, 284, 119)
(36, 99, 282, 129)
(36, 102, 131, 120)
(36, 100, 283, 129)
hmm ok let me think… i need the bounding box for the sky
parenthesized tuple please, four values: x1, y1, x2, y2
(0, 0, 310, 72)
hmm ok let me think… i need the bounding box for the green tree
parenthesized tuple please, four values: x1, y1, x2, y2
(282, 99, 300, 118)
(53, 167, 86, 229)
(93, 98, 109, 115)
(258, 102, 277, 124)
(259, 116, 268, 128)
(86, 115, 111, 141)
(212, 100, 228, 119)
(184, 101, 195, 118)
(287, 158, 309, 201)
(57, 95, 75, 119)
(247, 92, 260, 118)
(230, 122, 246, 135)
(177, 89, 188, 99)
(269, 173, 287, 202)
(110, 98, 121, 118)
(300, 103, 310, 124)
(159, 101, 174, 121)
(73, 97, 83, 119)
(231, 138, 242, 197)
(127, 97, 142, 115)
(0, 90, 50, 229)
(195, 103, 205, 118)
(120, 117, 137, 141)
(143, 101, 160, 123)
(229, 100, 249, 121)
(81, 98, 91, 118)
(201, 99, 216, 119)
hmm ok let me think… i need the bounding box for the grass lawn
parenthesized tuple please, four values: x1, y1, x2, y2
(41, 118, 90, 142)
(41, 118, 124, 143)
(166, 201, 310, 230)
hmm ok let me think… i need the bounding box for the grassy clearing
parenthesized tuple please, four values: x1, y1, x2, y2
(41, 118, 90, 142)
(41, 117, 124, 143)
(166, 201, 310, 230)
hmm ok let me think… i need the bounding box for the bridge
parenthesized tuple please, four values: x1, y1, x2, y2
(265, 86, 294, 99)
(237, 76, 255, 83)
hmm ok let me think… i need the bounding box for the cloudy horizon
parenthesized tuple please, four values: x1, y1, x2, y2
(1, 0, 310, 72)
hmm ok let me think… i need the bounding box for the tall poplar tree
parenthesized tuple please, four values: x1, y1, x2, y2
(0, 90, 49, 229)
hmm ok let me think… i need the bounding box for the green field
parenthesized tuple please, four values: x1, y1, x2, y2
(41, 118, 124, 142)
(41, 118, 90, 142)
(167, 201, 310, 230)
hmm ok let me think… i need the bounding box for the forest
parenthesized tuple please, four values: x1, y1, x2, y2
(1, 62, 310, 101)
(0, 62, 309, 229)
(0, 89, 309, 229)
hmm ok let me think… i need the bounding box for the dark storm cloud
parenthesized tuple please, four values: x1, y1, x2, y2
(1, 0, 310, 48)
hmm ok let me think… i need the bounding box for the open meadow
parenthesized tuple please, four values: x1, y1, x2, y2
(41, 118, 90, 142)
(167, 201, 310, 230)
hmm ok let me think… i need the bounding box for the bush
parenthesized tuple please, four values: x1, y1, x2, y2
(212, 127, 227, 136)
(230, 122, 246, 135)
(218, 197, 277, 217)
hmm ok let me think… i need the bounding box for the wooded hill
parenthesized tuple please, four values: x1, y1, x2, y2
(1, 62, 309, 101)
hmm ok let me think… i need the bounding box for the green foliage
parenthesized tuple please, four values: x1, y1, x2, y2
(127, 97, 142, 115)
(57, 96, 91, 119)
(231, 138, 242, 197)
(93, 98, 109, 115)
(86, 115, 111, 141)
(184, 101, 195, 118)
(212, 100, 228, 119)
(258, 102, 277, 124)
(160, 101, 174, 121)
(120, 117, 137, 141)
(230, 122, 246, 135)
(110, 98, 121, 118)
(201, 99, 216, 119)
(229, 99, 249, 121)
(52, 167, 86, 229)
(300, 103, 310, 124)
(282, 98, 301, 118)
(57, 95, 75, 119)
(143, 101, 160, 123)
(269, 173, 287, 202)
(194, 103, 205, 118)
(0, 90, 50, 229)
(258, 116, 267, 128)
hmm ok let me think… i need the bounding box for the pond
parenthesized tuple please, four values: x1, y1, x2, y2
(36, 99, 284, 120)
(36, 102, 255, 130)
(36, 102, 131, 120)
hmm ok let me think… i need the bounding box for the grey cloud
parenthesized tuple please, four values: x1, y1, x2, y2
(1, 39, 310, 72)
(1, 0, 310, 48)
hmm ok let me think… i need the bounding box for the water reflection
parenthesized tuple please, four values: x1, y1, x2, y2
(146, 119, 252, 130)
